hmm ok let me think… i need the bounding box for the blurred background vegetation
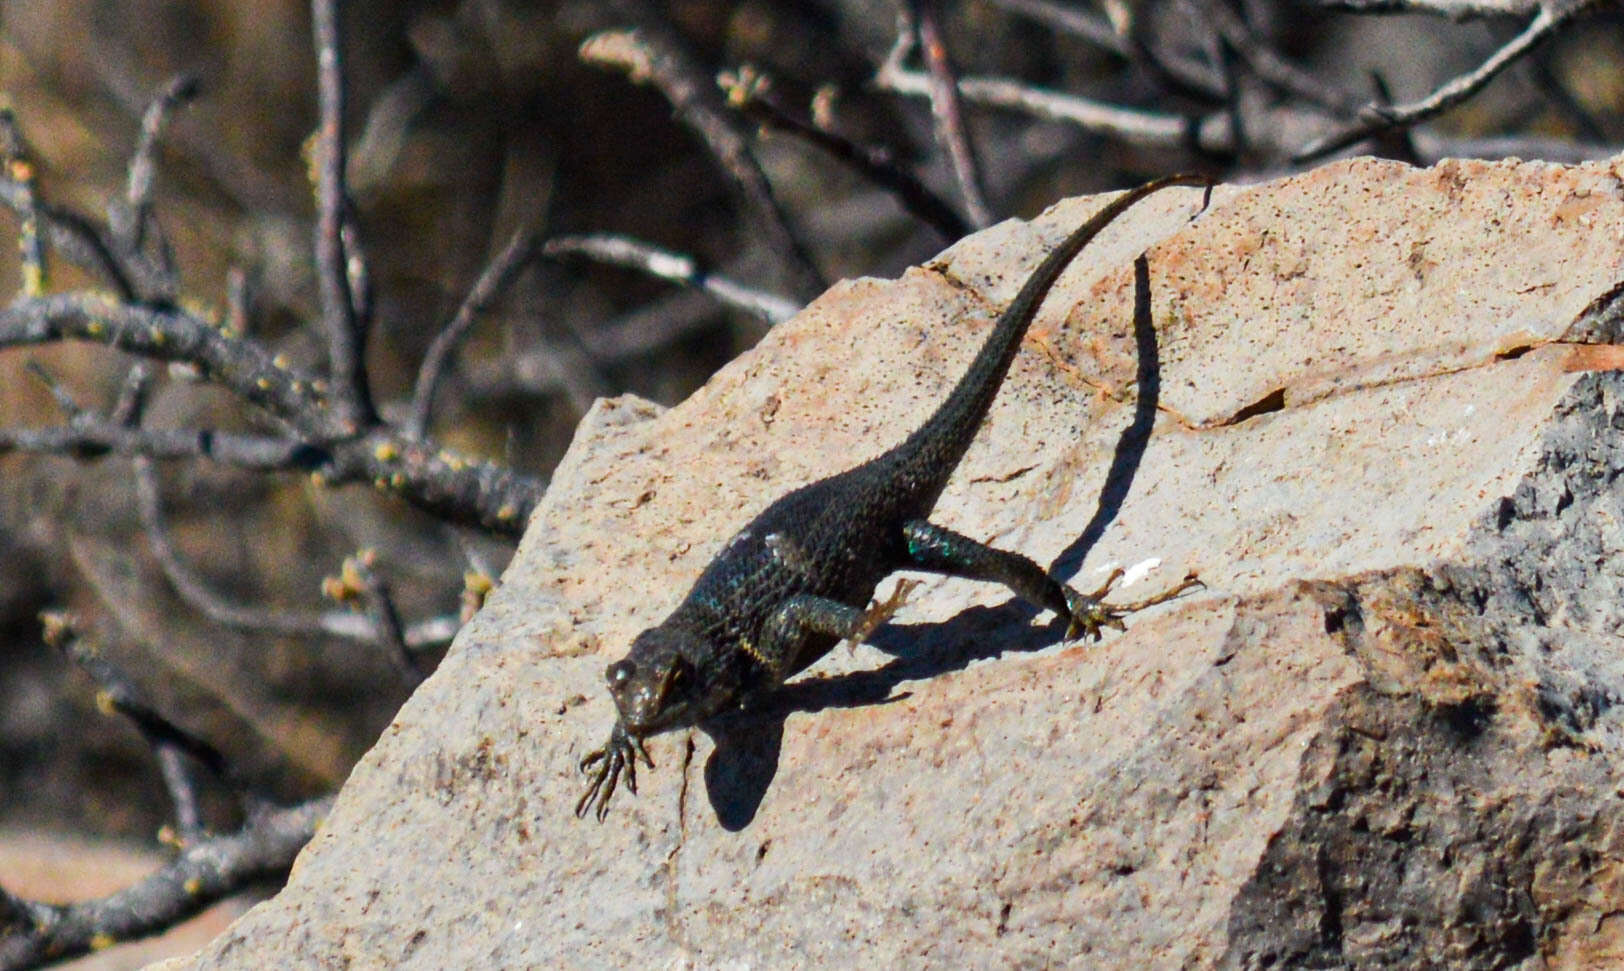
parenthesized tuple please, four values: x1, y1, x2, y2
(0, 0, 1622, 958)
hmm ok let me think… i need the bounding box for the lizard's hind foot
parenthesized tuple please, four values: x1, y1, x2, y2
(1063, 570, 1203, 641)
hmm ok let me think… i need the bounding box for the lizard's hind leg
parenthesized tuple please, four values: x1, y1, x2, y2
(900, 519, 1199, 641)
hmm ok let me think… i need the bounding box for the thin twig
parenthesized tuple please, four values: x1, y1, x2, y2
(1409, 130, 1619, 163)
(340, 200, 373, 335)
(579, 1, 826, 299)
(351, 556, 421, 687)
(154, 746, 207, 839)
(120, 74, 199, 257)
(1523, 48, 1606, 144)
(22, 361, 83, 419)
(1216, 36, 1247, 160)
(133, 457, 458, 648)
(1293, 1, 1593, 163)
(409, 228, 538, 440)
(324, 552, 422, 687)
(40, 611, 230, 836)
(225, 266, 252, 337)
(466, 289, 716, 397)
(876, 57, 1195, 149)
(0, 111, 47, 297)
(109, 363, 153, 427)
(0, 177, 137, 299)
(0, 794, 333, 968)
(720, 68, 969, 241)
(1184, 0, 1361, 114)
(542, 234, 801, 324)
(984, 0, 1130, 56)
(0, 418, 321, 468)
(1310, 0, 1540, 15)
(78, 31, 301, 216)
(310, 0, 375, 430)
(905, 2, 993, 228)
(999, 0, 1227, 102)
(0, 292, 544, 533)
(871, 56, 1341, 159)
(1364, 72, 1422, 164)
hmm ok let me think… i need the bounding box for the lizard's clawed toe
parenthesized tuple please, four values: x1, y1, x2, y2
(1061, 571, 1203, 642)
(575, 724, 652, 821)
(844, 578, 920, 653)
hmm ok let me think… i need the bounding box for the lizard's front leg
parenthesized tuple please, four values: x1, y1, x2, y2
(757, 592, 910, 685)
(900, 519, 1199, 640)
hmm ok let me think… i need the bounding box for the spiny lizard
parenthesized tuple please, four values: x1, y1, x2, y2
(577, 173, 1211, 820)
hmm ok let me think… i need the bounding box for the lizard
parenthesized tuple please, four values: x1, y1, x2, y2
(577, 173, 1212, 820)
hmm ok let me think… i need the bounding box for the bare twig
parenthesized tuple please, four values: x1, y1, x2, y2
(154, 745, 208, 840)
(1183, 0, 1361, 114)
(1311, 0, 1540, 15)
(542, 234, 801, 324)
(466, 289, 718, 400)
(323, 552, 422, 687)
(1410, 130, 1620, 163)
(993, 0, 1228, 102)
(0, 794, 333, 968)
(1362, 72, 1422, 164)
(409, 228, 538, 440)
(23, 361, 83, 419)
(310, 0, 375, 430)
(0, 293, 543, 533)
(904, 2, 993, 228)
(720, 68, 969, 241)
(119, 74, 198, 257)
(984, 0, 1130, 56)
(340, 204, 374, 336)
(1523, 49, 1606, 144)
(225, 266, 252, 337)
(133, 457, 458, 648)
(0, 176, 137, 299)
(353, 558, 419, 687)
(40, 611, 229, 842)
(0, 420, 318, 469)
(579, 1, 826, 299)
(1294, 1, 1595, 163)
(77, 32, 300, 216)
(871, 54, 1349, 161)
(110, 364, 153, 427)
(876, 57, 1199, 149)
(0, 111, 47, 296)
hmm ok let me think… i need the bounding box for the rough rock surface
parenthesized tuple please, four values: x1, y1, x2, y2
(164, 157, 1624, 968)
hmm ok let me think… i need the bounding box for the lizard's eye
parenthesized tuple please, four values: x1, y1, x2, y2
(653, 656, 693, 706)
(606, 660, 635, 689)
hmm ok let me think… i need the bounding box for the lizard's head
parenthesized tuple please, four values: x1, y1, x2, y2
(605, 627, 709, 735)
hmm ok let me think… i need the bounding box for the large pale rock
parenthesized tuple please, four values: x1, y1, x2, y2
(165, 157, 1624, 968)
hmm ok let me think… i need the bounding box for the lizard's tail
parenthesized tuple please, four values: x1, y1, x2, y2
(885, 172, 1214, 500)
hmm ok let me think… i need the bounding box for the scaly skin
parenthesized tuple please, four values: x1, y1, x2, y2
(577, 174, 1211, 820)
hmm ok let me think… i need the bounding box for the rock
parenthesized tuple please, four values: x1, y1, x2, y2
(164, 157, 1624, 968)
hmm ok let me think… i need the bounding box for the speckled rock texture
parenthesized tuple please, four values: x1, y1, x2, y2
(162, 157, 1624, 969)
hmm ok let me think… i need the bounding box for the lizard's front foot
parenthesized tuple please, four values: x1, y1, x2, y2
(575, 722, 653, 822)
(1063, 570, 1203, 641)
(843, 578, 920, 654)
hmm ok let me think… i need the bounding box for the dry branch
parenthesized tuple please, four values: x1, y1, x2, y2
(579, 0, 826, 299)
(1295, 0, 1598, 162)
(0, 795, 333, 969)
(541, 233, 801, 325)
